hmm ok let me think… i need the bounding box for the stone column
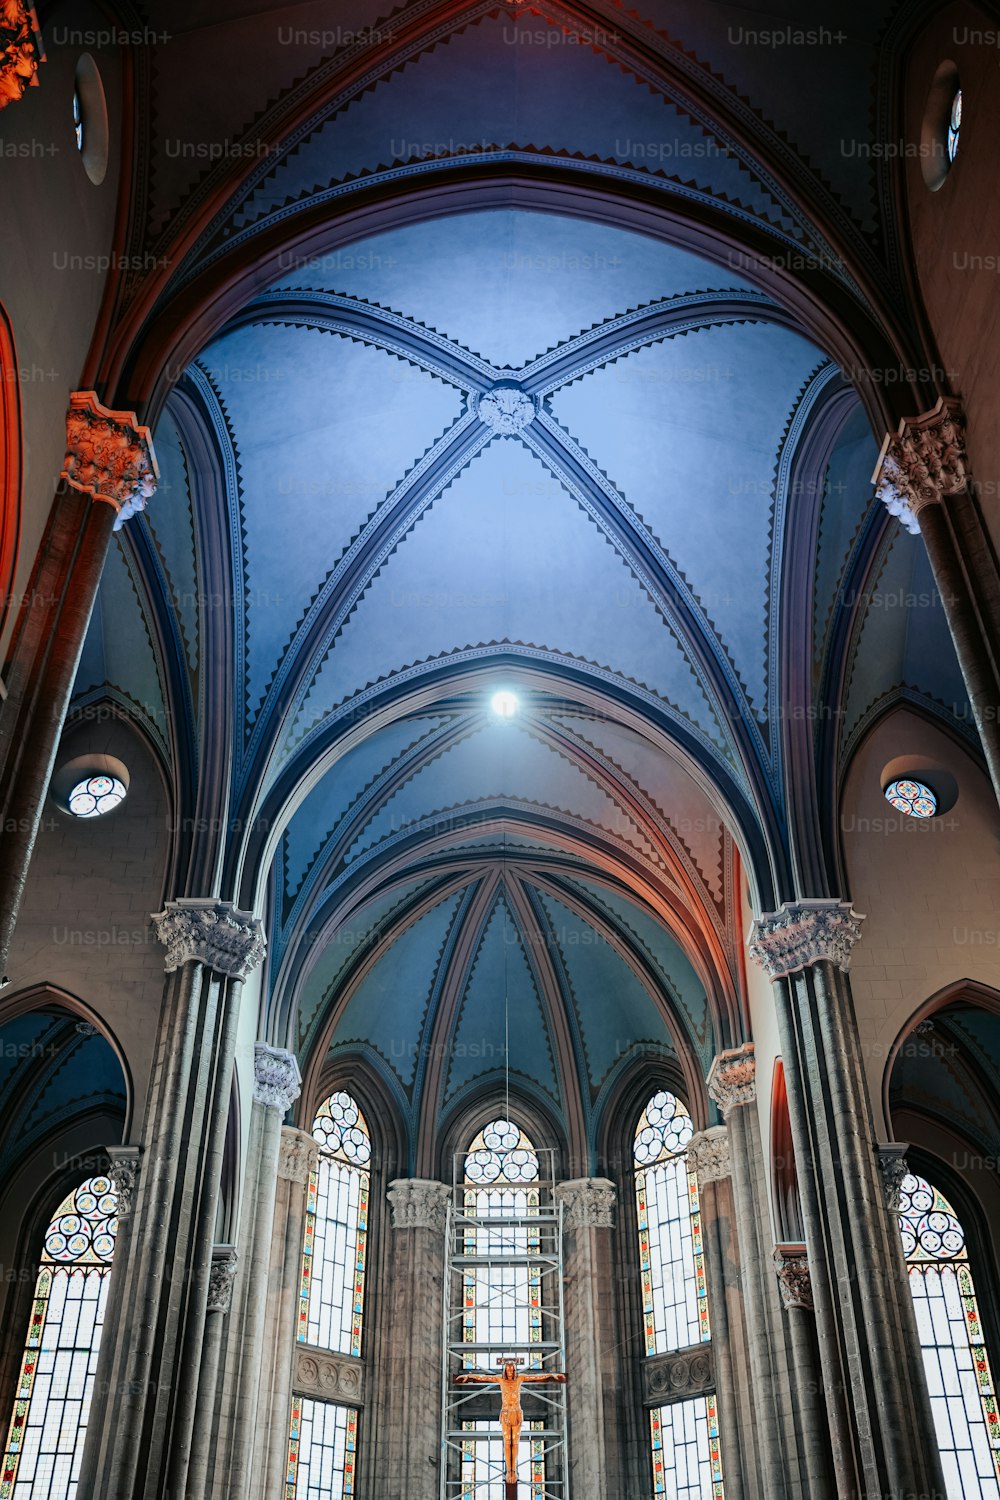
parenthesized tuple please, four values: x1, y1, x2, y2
(371, 1178, 451, 1500)
(685, 1128, 749, 1500)
(707, 1047, 827, 1500)
(187, 1245, 240, 1490)
(0, 392, 158, 978)
(248, 1127, 319, 1500)
(76, 899, 264, 1500)
(207, 1045, 302, 1500)
(873, 397, 1000, 799)
(749, 901, 947, 1500)
(553, 1178, 623, 1500)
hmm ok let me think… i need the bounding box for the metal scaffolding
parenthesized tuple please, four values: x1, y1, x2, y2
(440, 1145, 570, 1500)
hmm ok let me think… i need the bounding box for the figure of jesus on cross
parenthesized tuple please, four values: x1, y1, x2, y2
(455, 1358, 567, 1499)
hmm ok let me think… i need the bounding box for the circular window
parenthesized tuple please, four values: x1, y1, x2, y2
(68, 774, 126, 818)
(920, 62, 962, 191)
(51, 753, 130, 819)
(947, 88, 962, 163)
(883, 778, 938, 819)
(73, 54, 109, 186)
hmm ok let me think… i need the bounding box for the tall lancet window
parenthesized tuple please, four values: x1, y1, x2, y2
(634, 1090, 724, 1500)
(298, 1090, 371, 1355)
(0, 1176, 118, 1500)
(286, 1092, 370, 1500)
(460, 1118, 546, 1498)
(898, 1174, 1000, 1499)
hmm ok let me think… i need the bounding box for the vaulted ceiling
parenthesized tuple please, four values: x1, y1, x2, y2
(66, 0, 976, 1126)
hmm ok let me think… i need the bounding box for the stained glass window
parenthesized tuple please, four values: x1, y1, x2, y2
(634, 1090, 708, 1354)
(635, 1091, 724, 1499)
(1, 1176, 118, 1500)
(948, 88, 962, 163)
(462, 1119, 542, 1363)
(298, 1091, 370, 1356)
(67, 775, 126, 819)
(460, 1418, 544, 1499)
(651, 1397, 724, 1500)
(286, 1398, 357, 1500)
(898, 1174, 1000, 1499)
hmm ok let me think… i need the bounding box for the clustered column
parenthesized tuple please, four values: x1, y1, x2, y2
(249, 1126, 320, 1500)
(553, 1178, 623, 1500)
(207, 1044, 302, 1500)
(684, 1126, 751, 1500)
(706, 1046, 829, 1500)
(749, 899, 946, 1500)
(75, 898, 264, 1500)
(371, 1177, 452, 1500)
(0, 392, 157, 977)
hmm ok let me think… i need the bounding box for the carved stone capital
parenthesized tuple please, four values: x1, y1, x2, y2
(707, 1044, 756, 1116)
(555, 1178, 616, 1229)
(207, 1245, 239, 1314)
(293, 1345, 365, 1406)
(748, 900, 865, 980)
(875, 1143, 911, 1212)
(773, 1243, 813, 1311)
(253, 1044, 302, 1114)
(279, 1126, 319, 1185)
(151, 899, 266, 979)
(872, 396, 968, 535)
(106, 1146, 141, 1217)
(686, 1127, 731, 1184)
(62, 391, 159, 529)
(642, 1345, 715, 1403)
(387, 1178, 451, 1232)
(0, 3, 42, 111)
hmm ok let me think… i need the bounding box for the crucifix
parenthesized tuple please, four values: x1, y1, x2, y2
(455, 1358, 567, 1499)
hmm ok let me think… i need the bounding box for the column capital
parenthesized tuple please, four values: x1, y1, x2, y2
(748, 899, 865, 980)
(279, 1126, 319, 1184)
(62, 391, 159, 530)
(0, 3, 42, 111)
(773, 1242, 813, 1311)
(686, 1126, 731, 1183)
(872, 395, 968, 535)
(707, 1043, 756, 1116)
(387, 1178, 451, 1232)
(106, 1145, 141, 1216)
(207, 1245, 239, 1314)
(253, 1044, 301, 1113)
(555, 1178, 616, 1229)
(151, 899, 266, 979)
(875, 1142, 911, 1212)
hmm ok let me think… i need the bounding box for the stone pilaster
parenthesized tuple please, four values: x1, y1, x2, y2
(371, 1179, 451, 1500)
(553, 1180, 623, 1500)
(873, 397, 1000, 802)
(207, 1046, 302, 1500)
(750, 900, 946, 1500)
(76, 901, 264, 1500)
(0, 395, 159, 977)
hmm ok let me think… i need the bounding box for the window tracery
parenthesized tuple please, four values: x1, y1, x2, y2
(898, 1173, 1000, 1498)
(0, 1177, 118, 1500)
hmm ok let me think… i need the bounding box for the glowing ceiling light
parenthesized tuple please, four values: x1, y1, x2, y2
(491, 690, 519, 718)
(884, 778, 938, 819)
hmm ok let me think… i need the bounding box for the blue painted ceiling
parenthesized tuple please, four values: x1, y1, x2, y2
(66, 8, 977, 1142)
